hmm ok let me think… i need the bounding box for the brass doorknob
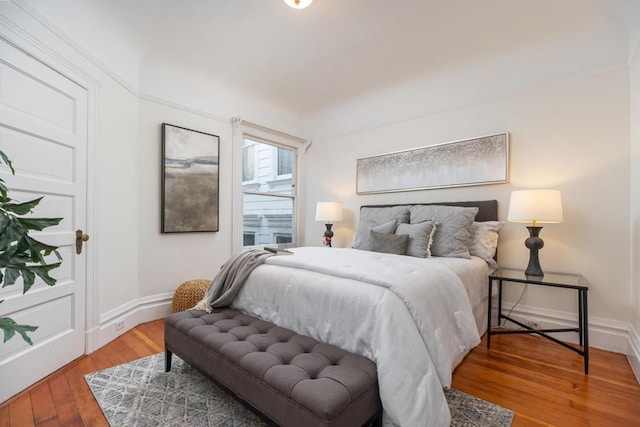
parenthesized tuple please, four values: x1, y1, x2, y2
(76, 229, 90, 254)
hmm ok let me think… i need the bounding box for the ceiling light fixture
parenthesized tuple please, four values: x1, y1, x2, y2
(284, 0, 313, 9)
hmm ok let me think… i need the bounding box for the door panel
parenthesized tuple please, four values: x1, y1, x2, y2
(0, 38, 87, 403)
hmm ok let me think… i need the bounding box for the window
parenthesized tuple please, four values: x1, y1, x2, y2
(243, 232, 256, 246)
(241, 138, 297, 247)
(277, 147, 293, 176)
(242, 143, 255, 182)
(275, 234, 292, 244)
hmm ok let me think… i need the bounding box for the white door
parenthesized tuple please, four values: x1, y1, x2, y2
(0, 38, 88, 403)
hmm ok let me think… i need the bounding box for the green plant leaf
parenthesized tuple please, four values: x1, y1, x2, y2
(0, 150, 15, 175)
(23, 235, 59, 263)
(2, 198, 42, 215)
(20, 270, 35, 294)
(17, 217, 62, 231)
(0, 181, 8, 200)
(30, 262, 61, 287)
(0, 220, 23, 251)
(3, 267, 20, 287)
(0, 317, 37, 345)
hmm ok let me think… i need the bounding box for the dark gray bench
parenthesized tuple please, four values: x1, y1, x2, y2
(165, 308, 382, 427)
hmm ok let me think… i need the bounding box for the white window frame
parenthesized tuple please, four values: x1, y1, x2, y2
(242, 141, 258, 184)
(232, 119, 308, 253)
(275, 146, 293, 180)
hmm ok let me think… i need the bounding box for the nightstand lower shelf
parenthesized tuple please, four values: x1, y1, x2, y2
(486, 269, 589, 374)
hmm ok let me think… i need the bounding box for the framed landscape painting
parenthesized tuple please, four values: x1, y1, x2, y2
(161, 123, 220, 233)
(356, 133, 509, 194)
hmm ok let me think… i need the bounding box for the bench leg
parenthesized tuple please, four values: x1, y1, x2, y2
(165, 349, 172, 372)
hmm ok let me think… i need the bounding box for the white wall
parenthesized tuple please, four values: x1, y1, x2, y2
(137, 100, 234, 297)
(139, 58, 303, 139)
(304, 68, 632, 344)
(628, 4, 640, 379)
(95, 78, 140, 314)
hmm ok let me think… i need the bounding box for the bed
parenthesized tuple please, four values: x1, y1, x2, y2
(231, 200, 500, 427)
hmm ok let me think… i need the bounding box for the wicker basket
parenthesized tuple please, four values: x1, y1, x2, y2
(172, 279, 210, 313)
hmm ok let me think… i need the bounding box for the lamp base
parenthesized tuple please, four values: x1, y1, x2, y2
(524, 226, 544, 276)
(323, 223, 334, 247)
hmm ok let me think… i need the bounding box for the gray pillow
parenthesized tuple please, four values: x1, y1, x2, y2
(409, 205, 479, 258)
(356, 219, 398, 251)
(395, 220, 437, 258)
(369, 230, 409, 255)
(353, 206, 409, 249)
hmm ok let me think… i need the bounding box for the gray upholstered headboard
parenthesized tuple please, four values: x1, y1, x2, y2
(360, 200, 498, 222)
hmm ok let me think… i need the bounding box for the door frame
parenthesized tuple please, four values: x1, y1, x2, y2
(0, 5, 99, 353)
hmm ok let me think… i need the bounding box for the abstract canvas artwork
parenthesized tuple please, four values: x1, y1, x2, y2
(356, 133, 509, 194)
(161, 123, 220, 232)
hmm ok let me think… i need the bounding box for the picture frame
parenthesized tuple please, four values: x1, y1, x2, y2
(356, 133, 509, 194)
(161, 123, 220, 233)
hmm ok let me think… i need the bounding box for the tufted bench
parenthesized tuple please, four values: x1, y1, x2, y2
(164, 308, 382, 427)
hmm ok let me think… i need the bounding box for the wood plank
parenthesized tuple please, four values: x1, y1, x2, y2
(130, 327, 164, 354)
(0, 406, 9, 427)
(29, 383, 58, 426)
(47, 373, 84, 426)
(121, 328, 162, 358)
(63, 357, 108, 427)
(8, 394, 34, 427)
(136, 320, 165, 348)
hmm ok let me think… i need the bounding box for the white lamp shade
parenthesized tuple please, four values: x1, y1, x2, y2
(315, 202, 343, 222)
(507, 189, 564, 224)
(284, 0, 313, 9)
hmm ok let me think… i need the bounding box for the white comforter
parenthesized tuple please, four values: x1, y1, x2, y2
(232, 247, 481, 427)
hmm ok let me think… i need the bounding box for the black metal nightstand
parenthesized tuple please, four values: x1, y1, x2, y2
(487, 268, 589, 374)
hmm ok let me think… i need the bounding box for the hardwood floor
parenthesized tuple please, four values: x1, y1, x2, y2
(1, 319, 639, 426)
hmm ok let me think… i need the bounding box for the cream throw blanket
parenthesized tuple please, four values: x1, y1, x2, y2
(192, 249, 274, 312)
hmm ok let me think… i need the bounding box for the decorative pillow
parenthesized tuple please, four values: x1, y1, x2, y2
(369, 230, 409, 255)
(395, 220, 437, 258)
(409, 205, 479, 258)
(353, 206, 409, 249)
(355, 220, 398, 251)
(470, 221, 504, 268)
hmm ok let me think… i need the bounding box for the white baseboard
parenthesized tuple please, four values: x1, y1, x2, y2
(498, 302, 630, 354)
(86, 292, 173, 352)
(629, 323, 640, 384)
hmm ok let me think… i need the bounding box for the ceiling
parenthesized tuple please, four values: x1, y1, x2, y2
(24, 0, 633, 118)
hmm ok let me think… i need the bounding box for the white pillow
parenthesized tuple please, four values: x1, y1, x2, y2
(470, 221, 504, 268)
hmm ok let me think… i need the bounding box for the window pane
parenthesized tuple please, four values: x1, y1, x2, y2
(243, 232, 256, 246)
(277, 147, 293, 175)
(242, 145, 255, 181)
(275, 234, 292, 244)
(243, 138, 292, 195)
(243, 193, 293, 246)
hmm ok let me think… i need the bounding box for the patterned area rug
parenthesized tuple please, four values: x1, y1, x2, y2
(85, 353, 514, 427)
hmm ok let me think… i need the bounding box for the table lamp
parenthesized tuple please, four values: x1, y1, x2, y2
(507, 189, 563, 276)
(315, 202, 343, 247)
